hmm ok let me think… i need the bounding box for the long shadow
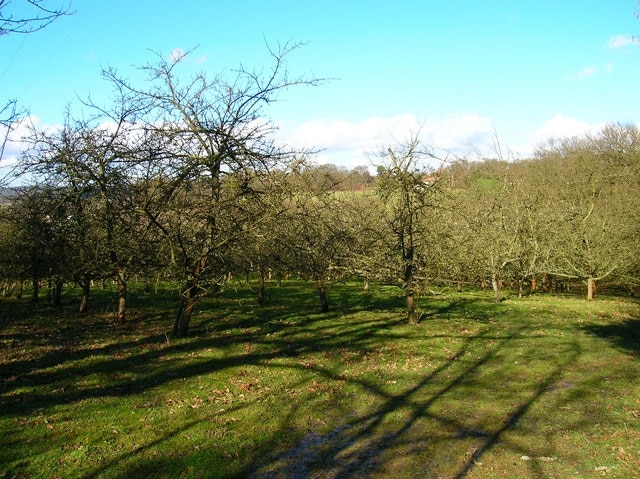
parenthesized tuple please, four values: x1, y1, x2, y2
(0, 294, 413, 417)
(582, 317, 640, 354)
(419, 296, 497, 322)
(1, 283, 587, 478)
(242, 325, 583, 478)
(0, 284, 299, 400)
(2, 284, 435, 477)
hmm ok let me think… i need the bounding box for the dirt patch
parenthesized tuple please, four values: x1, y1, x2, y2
(248, 421, 389, 478)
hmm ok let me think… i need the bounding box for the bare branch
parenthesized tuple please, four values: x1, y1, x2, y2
(0, 0, 74, 35)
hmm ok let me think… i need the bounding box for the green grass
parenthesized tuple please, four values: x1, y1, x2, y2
(1, 281, 639, 478)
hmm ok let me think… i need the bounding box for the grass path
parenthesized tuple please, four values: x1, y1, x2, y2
(1, 282, 639, 478)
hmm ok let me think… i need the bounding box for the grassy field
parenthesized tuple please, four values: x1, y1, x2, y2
(1, 281, 639, 478)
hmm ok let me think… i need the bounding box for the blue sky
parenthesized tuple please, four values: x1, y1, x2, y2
(2, 0, 640, 169)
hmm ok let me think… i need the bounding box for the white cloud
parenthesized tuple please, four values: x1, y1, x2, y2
(9, 112, 605, 178)
(432, 113, 494, 151)
(0, 115, 42, 167)
(574, 66, 597, 79)
(531, 113, 603, 145)
(606, 35, 634, 49)
(282, 112, 496, 169)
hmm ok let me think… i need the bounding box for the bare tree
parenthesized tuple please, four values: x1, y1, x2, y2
(375, 132, 442, 324)
(17, 88, 151, 320)
(105, 43, 322, 335)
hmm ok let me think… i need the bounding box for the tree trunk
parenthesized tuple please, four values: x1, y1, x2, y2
(317, 279, 329, 313)
(403, 239, 416, 324)
(16, 281, 23, 299)
(174, 282, 196, 336)
(174, 287, 196, 336)
(31, 276, 39, 302)
(116, 279, 127, 323)
(518, 279, 524, 299)
(173, 258, 205, 336)
(491, 272, 501, 303)
(3, 282, 16, 297)
(406, 289, 418, 324)
(53, 277, 63, 306)
(257, 265, 266, 304)
(587, 277, 596, 300)
(530, 274, 537, 293)
(79, 276, 91, 313)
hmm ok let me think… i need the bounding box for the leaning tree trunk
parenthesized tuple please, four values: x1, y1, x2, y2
(174, 283, 197, 336)
(173, 258, 205, 336)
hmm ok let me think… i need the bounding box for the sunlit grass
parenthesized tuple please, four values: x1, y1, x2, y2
(1, 281, 639, 478)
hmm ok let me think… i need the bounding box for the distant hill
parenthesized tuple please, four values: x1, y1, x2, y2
(0, 187, 24, 204)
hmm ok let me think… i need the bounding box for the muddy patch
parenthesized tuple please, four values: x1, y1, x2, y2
(248, 420, 390, 478)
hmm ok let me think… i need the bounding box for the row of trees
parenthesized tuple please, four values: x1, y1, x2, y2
(1, 46, 639, 333)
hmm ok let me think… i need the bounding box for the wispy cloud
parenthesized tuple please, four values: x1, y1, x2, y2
(606, 34, 634, 49)
(569, 62, 615, 81)
(574, 66, 597, 79)
(194, 55, 209, 65)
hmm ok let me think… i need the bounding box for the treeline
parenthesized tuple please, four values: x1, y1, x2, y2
(1, 46, 639, 333)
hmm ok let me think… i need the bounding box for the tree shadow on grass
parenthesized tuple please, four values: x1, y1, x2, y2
(0, 283, 594, 478)
(0, 284, 411, 417)
(241, 325, 582, 479)
(418, 297, 500, 322)
(581, 318, 640, 355)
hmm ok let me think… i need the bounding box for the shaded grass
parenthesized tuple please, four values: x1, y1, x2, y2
(1, 282, 639, 478)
